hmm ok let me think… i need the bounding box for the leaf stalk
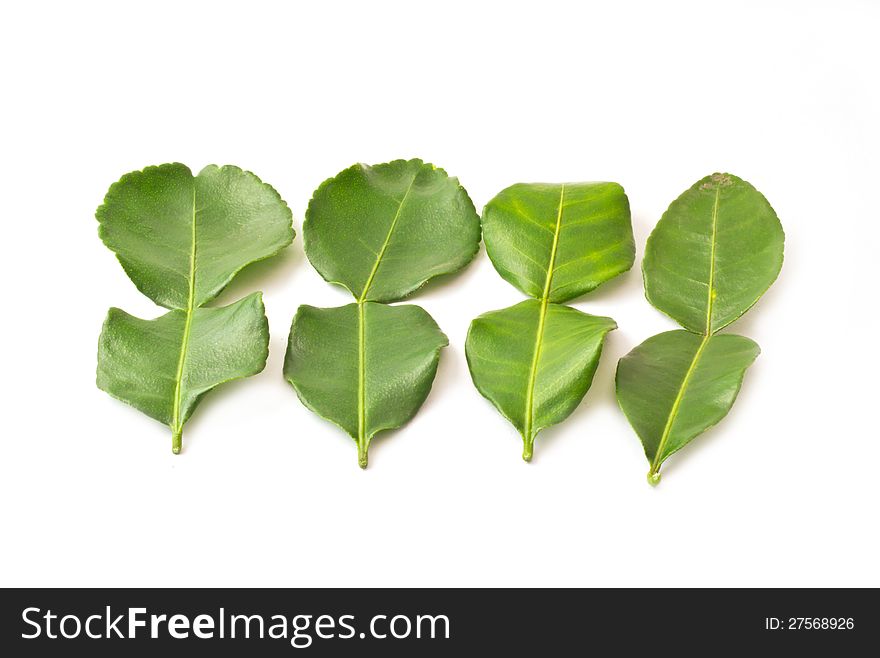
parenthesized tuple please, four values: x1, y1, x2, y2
(357, 439, 368, 469)
(522, 436, 534, 462)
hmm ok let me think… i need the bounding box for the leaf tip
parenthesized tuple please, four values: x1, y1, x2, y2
(700, 173, 735, 190)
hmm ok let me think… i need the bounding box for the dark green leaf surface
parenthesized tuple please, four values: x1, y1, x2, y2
(466, 300, 615, 460)
(482, 182, 634, 302)
(616, 331, 759, 484)
(96, 163, 294, 452)
(642, 173, 784, 334)
(284, 303, 448, 468)
(289, 159, 478, 467)
(303, 158, 480, 303)
(617, 173, 783, 484)
(98, 163, 294, 310)
(97, 292, 269, 430)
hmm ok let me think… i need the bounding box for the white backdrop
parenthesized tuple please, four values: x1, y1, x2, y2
(1, 0, 877, 587)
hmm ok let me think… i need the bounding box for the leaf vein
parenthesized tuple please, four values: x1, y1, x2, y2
(170, 185, 198, 453)
(522, 184, 565, 454)
(358, 173, 419, 302)
(650, 334, 710, 477)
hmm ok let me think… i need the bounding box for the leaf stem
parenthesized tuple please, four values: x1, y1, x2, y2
(172, 428, 182, 455)
(357, 440, 368, 469)
(522, 437, 534, 463)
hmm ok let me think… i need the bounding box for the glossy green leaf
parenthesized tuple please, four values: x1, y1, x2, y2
(98, 163, 294, 310)
(466, 300, 616, 460)
(96, 163, 294, 452)
(616, 331, 759, 484)
(642, 173, 784, 334)
(304, 158, 480, 303)
(617, 173, 783, 484)
(288, 159, 478, 467)
(97, 293, 269, 432)
(468, 181, 631, 461)
(284, 303, 447, 468)
(482, 182, 634, 302)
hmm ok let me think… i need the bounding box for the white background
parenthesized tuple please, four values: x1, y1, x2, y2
(1, 0, 877, 588)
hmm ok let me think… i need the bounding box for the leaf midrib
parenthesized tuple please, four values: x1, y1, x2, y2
(170, 185, 198, 451)
(356, 300, 367, 467)
(522, 184, 565, 451)
(705, 186, 720, 334)
(650, 334, 710, 476)
(357, 173, 419, 303)
(355, 171, 419, 466)
(650, 187, 721, 474)
(648, 185, 721, 477)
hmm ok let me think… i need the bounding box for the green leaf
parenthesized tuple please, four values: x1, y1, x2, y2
(467, 181, 630, 461)
(98, 163, 294, 310)
(96, 163, 294, 452)
(284, 302, 448, 468)
(617, 173, 783, 483)
(482, 182, 634, 302)
(615, 330, 760, 485)
(466, 300, 615, 460)
(303, 158, 480, 303)
(642, 173, 784, 334)
(97, 292, 270, 441)
(288, 158, 478, 467)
